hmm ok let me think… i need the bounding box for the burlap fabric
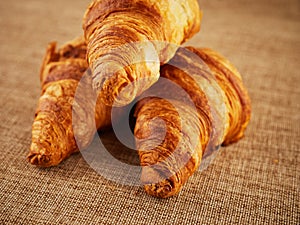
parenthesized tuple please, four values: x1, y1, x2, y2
(0, 0, 299, 224)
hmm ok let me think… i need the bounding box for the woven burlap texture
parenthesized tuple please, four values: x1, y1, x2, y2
(0, 0, 299, 224)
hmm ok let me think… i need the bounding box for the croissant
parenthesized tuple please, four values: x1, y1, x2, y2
(134, 47, 251, 198)
(83, 0, 202, 106)
(28, 37, 111, 167)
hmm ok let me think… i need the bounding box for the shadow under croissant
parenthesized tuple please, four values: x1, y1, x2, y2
(98, 129, 140, 167)
(97, 104, 140, 166)
(96, 128, 192, 198)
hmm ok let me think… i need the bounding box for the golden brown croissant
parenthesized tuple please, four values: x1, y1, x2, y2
(187, 47, 251, 145)
(28, 37, 111, 167)
(83, 0, 202, 106)
(134, 47, 251, 198)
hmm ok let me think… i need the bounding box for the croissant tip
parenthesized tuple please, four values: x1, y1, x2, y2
(141, 166, 178, 198)
(27, 152, 51, 167)
(144, 184, 174, 199)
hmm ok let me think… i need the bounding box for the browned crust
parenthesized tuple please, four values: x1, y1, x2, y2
(28, 37, 111, 167)
(134, 46, 251, 198)
(83, 0, 164, 41)
(134, 98, 202, 198)
(187, 47, 252, 145)
(82, 0, 202, 106)
(41, 61, 87, 86)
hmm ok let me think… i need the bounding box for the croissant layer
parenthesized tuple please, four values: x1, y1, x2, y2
(28, 37, 111, 167)
(134, 47, 251, 198)
(83, 0, 202, 106)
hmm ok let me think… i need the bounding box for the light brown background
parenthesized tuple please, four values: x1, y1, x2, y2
(0, 0, 299, 224)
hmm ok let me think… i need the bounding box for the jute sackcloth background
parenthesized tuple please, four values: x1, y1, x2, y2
(0, 0, 299, 224)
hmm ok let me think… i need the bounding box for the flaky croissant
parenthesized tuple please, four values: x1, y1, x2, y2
(28, 37, 111, 167)
(134, 47, 251, 198)
(83, 0, 202, 106)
